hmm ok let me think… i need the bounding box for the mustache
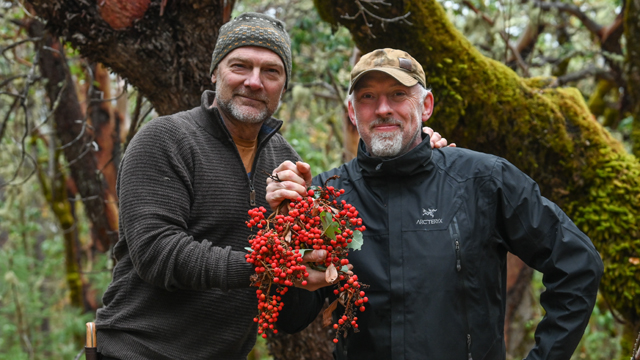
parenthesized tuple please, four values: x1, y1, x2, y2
(371, 117, 402, 127)
(234, 89, 269, 104)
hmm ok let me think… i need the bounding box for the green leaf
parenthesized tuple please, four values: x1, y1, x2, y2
(296, 248, 315, 256)
(244, 247, 254, 253)
(340, 265, 350, 273)
(348, 231, 363, 251)
(320, 211, 339, 240)
(309, 186, 321, 199)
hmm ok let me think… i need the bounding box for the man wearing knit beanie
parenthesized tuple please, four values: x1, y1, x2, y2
(94, 12, 323, 360)
(95, 11, 451, 360)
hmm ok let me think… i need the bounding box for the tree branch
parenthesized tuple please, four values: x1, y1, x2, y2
(532, 0, 603, 37)
(341, 0, 412, 38)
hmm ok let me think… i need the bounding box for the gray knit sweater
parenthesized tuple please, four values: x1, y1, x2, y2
(96, 91, 300, 360)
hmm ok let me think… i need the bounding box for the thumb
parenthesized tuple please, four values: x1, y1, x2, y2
(304, 249, 326, 263)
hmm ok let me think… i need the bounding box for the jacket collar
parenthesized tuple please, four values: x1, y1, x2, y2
(357, 132, 434, 177)
(197, 90, 283, 146)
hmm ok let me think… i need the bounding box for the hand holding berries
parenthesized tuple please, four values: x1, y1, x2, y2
(245, 178, 368, 343)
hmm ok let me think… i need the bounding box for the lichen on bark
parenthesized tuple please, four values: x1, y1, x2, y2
(316, 0, 640, 352)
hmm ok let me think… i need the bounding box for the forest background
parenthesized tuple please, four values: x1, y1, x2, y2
(1, 0, 639, 359)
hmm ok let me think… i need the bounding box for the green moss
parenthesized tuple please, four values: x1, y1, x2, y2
(587, 79, 615, 118)
(316, 0, 640, 352)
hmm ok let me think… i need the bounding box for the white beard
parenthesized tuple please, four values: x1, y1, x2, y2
(369, 131, 403, 157)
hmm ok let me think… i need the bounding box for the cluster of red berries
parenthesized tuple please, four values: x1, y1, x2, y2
(245, 179, 368, 342)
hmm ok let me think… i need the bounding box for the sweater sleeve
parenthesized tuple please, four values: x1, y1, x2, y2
(117, 118, 253, 292)
(489, 158, 604, 360)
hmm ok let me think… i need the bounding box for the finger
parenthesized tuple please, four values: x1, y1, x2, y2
(273, 169, 307, 187)
(302, 249, 327, 263)
(434, 138, 448, 149)
(296, 161, 313, 187)
(449, 143, 456, 147)
(272, 160, 298, 174)
(422, 126, 434, 137)
(266, 182, 308, 210)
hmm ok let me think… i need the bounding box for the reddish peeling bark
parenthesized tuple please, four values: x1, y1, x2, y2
(26, 19, 118, 252)
(27, 0, 233, 115)
(98, 0, 151, 30)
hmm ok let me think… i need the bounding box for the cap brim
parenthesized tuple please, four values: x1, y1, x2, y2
(348, 68, 419, 94)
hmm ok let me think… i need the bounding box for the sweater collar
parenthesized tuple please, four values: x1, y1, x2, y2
(357, 132, 434, 177)
(197, 90, 283, 145)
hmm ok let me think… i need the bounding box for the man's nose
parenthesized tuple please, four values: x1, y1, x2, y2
(375, 96, 393, 117)
(244, 68, 263, 91)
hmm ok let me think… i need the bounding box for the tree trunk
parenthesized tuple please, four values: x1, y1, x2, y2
(26, 0, 233, 115)
(27, 19, 118, 253)
(315, 0, 640, 351)
(625, 0, 640, 157)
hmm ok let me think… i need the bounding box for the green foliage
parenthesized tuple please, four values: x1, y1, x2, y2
(0, 179, 96, 359)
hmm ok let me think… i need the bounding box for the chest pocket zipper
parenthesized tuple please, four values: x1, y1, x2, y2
(449, 216, 473, 360)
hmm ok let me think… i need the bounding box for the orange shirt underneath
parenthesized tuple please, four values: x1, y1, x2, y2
(232, 135, 258, 174)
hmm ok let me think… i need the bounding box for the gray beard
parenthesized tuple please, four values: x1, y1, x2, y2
(370, 131, 403, 157)
(216, 94, 271, 124)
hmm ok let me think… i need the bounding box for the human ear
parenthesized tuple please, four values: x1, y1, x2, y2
(347, 100, 357, 127)
(422, 91, 434, 121)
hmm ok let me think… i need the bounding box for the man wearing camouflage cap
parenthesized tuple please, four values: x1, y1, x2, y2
(94, 12, 306, 360)
(268, 48, 603, 359)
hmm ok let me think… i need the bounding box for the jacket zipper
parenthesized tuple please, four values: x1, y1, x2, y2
(449, 216, 473, 360)
(249, 179, 256, 206)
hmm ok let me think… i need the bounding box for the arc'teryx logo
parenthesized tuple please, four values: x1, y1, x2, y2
(422, 208, 437, 218)
(417, 208, 443, 225)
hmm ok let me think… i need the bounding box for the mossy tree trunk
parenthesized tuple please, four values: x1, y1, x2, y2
(625, 0, 640, 158)
(315, 0, 640, 352)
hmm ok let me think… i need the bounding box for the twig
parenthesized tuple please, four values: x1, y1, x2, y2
(341, 0, 412, 38)
(262, 170, 282, 182)
(0, 74, 29, 89)
(124, 93, 143, 154)
(552, 65, 610, 86)
(461, 0, 529, 76)
(0, 97, 20, 142)
(461, 0, 495, 26)
(58, 120, 90, 150)
(499, 30, 531, 77)
(532, 0, 603, 37)
(0, 37, 41, 61)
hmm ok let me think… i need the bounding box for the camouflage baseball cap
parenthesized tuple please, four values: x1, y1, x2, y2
(349, 48, 426, 94)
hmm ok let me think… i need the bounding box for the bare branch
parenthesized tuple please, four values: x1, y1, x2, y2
(499, 31, 531, 77)
(462, 0, 530, 76)
(461, 0, 495, 26)
(550, 65, 611, 87)
(124, 92, 143, 154)
(0, 97, 20, 143)
(532, 0, 603, 37)
(342, 0, 413, 38)
(0, 37, 42, 60)
(0, 74, 29, 89)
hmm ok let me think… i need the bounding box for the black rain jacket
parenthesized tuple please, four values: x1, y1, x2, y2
(277, 134, 603, 360)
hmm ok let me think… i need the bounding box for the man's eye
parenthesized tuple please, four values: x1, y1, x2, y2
(394, 92, 406, 97)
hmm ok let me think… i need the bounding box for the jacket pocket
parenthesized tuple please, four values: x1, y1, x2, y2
(449, 216, 474, 360)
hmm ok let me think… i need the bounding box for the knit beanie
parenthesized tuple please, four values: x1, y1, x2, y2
(209, 12, 292, 88)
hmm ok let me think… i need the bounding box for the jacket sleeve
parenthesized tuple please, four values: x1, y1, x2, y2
(117, 118, 253, 292)
(275, 287, 330, 334)
(490, 158, 604, 360)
